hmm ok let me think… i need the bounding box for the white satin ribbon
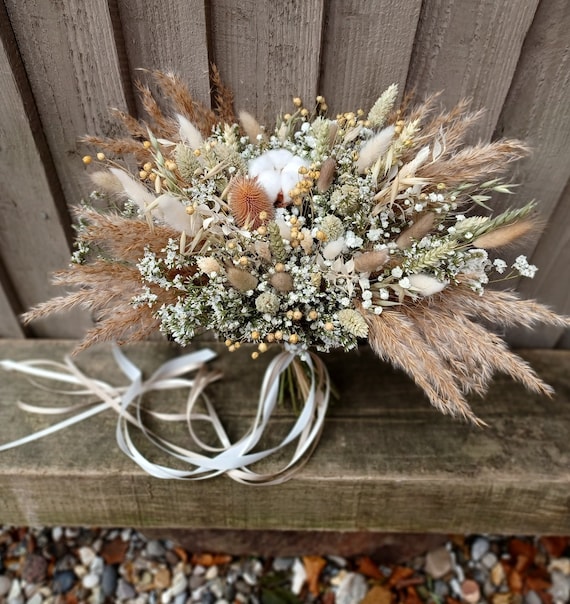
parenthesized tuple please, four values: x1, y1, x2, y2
(0, 345, 330, 484)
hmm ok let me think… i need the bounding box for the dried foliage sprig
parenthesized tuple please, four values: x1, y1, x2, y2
(24, 69, 569, 423)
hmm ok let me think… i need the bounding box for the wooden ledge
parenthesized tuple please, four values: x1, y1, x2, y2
(0, 339, 569, 534)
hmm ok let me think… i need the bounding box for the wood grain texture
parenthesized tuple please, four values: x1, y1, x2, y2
(209, 0, 325, 125)
(492, 0, 570, 289)
(4, 0, 131, 206)
(115, 0, 211, 115)
(0, 4, 90, 337)
(1, 340, 569, 533)
(406, 0, 538, 142)
(319, 0, 422, 116)
(507, 179, 570, 348)
(0, 260, 24, 338)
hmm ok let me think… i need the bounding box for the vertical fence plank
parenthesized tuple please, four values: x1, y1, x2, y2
(0, 4, 89, 337)
(4, 0, 132, 207)
(209, 0, 325, 125)
(0, 263, 24, 338)
(507, 180, 570, 347)
(406, 0, 538, 142)
(491, 0, 570, 347)
(319, 0, 422, 116)
(115, 0, 211, 113)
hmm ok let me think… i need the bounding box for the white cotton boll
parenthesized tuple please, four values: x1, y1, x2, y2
(255, 170, 282, 202)
(408, 273, 447, 296)
(176, 114, 204, 150)
(249, 154, 275, 178)
(280, 170, 302, 202)
(109, 168, 155, 210)
(155, 194, 195, 235)
(356, 125, 395, 173)
(265, 148, 294, 170)
(322, 237, 345, 260)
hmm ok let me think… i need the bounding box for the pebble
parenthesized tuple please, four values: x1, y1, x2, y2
(0, 575, 12, 596)
(550, 570, 570, 603)
(471, 537, 491, 562)
(52, 570, 76, 594)
(101, 564, 118, 596)
(78, 546, 96, 567)
(0, 527, 567, 603)
(117, 578, 136, 600)
(82, 572, 100, 589)
(425, 546, 452, 579)
(290, 558, 306, 595)
(336, 572, 368, 604)
(461, 579, 481, 604)
(481, 551, 498, 569)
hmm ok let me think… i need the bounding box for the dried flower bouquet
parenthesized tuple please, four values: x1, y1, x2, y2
(24, 70, 569, 426)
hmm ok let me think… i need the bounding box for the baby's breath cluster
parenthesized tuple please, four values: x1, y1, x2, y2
(77, 85, 540, 357)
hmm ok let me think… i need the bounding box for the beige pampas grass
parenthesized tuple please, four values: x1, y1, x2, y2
(239, 110, 264, 142)
(356, 125, 395, 173)
(472, 219, 535, 249)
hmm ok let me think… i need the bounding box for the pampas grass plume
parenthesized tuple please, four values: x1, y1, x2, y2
(472, 220, 535, 249)
(239, 110, 264, 142)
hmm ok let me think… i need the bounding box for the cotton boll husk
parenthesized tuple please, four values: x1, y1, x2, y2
(155, 194, 195, 235)
(109, 168, 155, 210)
(322, 237, 345, 260)
(356, 125, 395, 173)
(408, 273, 448, 296)
(176, 114, 204, 150)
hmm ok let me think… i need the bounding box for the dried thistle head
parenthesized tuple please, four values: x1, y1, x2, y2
(228, 176, 275, 229)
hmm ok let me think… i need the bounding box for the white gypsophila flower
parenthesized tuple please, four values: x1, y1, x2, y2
(493, 259, 508, 274)
(249, 149, 310, 203)
(391, 266, 403, 279)
(512, 255, 538, 278)
(398, 277, 411, 289)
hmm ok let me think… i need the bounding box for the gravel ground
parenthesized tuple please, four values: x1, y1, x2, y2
(1, 527, 569, 604)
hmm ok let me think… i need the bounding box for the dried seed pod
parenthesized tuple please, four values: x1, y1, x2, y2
(228, 176, 274, 229)
(317, 157, 336, 192)
(270, 271, 294, 293)
(354, 249, 390, 273)
(226, 267, 258, 292)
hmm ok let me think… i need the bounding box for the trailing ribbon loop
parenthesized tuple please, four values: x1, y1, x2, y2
(0, 345, 330, 484)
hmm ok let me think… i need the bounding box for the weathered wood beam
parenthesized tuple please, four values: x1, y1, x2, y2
(0, 340, 569, 533)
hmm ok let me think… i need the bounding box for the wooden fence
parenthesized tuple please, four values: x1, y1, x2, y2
(1, 0, 569, 347)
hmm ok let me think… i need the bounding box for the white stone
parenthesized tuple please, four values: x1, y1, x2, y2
(78, 547, 96, 567)
(336, 572, 368, 604)
(82, 573, 100, 589)
(471, 537, 490, 562)
(290, 559, 307, 596)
